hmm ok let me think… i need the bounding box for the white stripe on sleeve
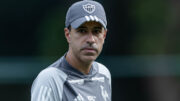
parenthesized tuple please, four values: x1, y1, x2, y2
(42, 86, 48, 101)
(37, 86, 44, 101)
(46, 87, 52, 101)
(37, 86, 52, 101)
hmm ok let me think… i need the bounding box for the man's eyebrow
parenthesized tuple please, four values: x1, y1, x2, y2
(77, 26, 87, 29)
(94, 26, 103, 29)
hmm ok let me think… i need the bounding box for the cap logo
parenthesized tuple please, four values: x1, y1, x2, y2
(83, 3, 95, 14)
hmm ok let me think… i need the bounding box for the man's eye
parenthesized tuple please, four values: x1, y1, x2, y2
(93, 29, 101, 34)
(77, 29, 87, 33)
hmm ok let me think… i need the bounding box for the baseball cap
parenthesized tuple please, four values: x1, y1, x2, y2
(65, 0, 107, 29)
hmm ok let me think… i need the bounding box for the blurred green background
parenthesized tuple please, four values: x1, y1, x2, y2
(0, 0, 180, 101)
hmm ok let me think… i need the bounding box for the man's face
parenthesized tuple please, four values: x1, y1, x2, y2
(65, 21, 107, 63)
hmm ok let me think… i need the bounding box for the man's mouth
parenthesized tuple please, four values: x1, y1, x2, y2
(81, 47, 97, 53)
(83, 48, 96, 51)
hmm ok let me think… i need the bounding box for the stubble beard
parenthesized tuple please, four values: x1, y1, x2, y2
(71, 43, 103, 65)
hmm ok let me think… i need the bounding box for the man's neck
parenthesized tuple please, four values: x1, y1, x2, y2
(65, 51, 92, 75)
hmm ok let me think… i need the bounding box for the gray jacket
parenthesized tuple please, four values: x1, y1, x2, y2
(31, 55, 111, 101)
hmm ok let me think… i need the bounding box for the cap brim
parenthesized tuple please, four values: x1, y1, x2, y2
(71, 17, 106, 29)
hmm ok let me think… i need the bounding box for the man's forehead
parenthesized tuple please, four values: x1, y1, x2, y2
(78, 21, 103, 29)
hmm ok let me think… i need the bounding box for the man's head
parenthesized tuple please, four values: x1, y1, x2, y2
(64, 0, 107, 64)
(65, 0, 107, 29)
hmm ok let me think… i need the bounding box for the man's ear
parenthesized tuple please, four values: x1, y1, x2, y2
(64, 28, 71, 43)
(103, 29, 107, 39)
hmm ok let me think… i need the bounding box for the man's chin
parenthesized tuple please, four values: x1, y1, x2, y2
(81, 55, 97, 63)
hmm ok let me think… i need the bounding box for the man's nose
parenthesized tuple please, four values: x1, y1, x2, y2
(86, 33, 95, 44)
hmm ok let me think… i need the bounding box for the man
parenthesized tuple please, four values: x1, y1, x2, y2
(31, 0, 111, 101)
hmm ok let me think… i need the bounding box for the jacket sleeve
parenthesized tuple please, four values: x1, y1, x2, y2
(31, 69, 56, 101)
(31, 68, 67, 101)
(31, 84, 55, 101)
